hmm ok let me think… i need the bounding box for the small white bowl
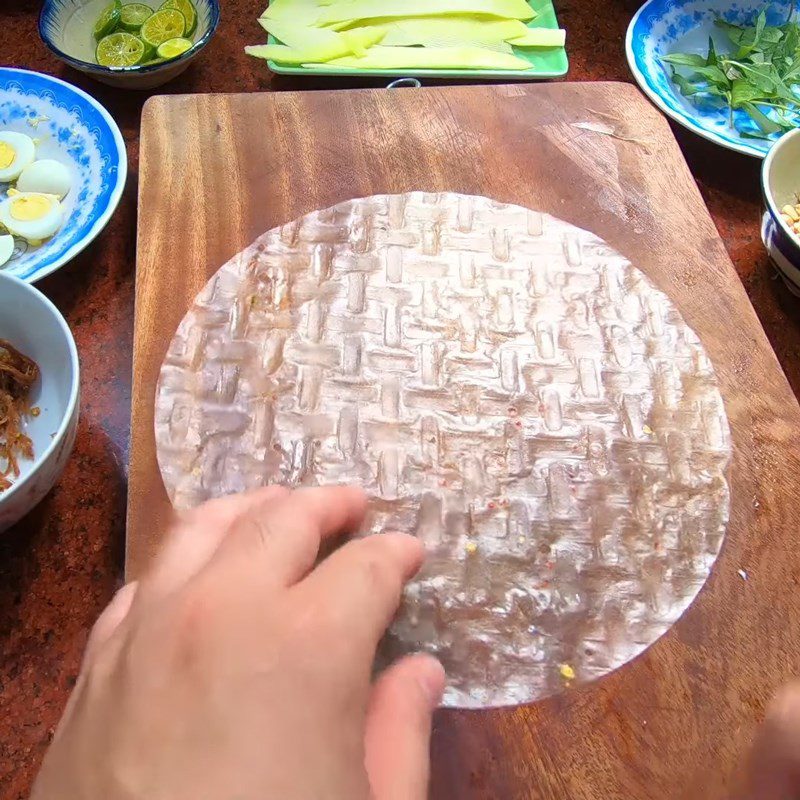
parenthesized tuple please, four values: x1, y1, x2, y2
(0, 273, 80, 532)
(761, 128, 800, 296)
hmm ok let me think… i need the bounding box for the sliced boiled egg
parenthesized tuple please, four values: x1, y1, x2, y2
(0, 192, 63, 242)
(0, 234, 13, 267)
(17, 159, 73, 198)
(0, 132, 36, 183)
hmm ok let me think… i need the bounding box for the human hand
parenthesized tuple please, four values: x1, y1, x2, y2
(741, 682, 800, 800)
(31, 486, 445, 800)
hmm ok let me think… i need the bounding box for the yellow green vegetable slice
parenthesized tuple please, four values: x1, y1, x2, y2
(93, 0, 122, 41)
(260, 0, 327, 23)
(355, 17, 529, 47)
(310, 45, 534, 70)
(161, 0, 198, 37)
(508, 27, 566, 47)
(315, 0, 535, 26)
(342, 29, 379, 57)
(140, 8, 186, 48)
(245, 44, 312, 65)
(96, 31, 146, 66)
(248, 23, 384, 63)
(247, 44, 293, 63)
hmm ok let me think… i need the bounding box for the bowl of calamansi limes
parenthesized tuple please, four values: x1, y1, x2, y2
(39, 0, 220, 89)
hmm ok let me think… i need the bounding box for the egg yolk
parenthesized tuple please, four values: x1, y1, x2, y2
(10, 195, 53, 221)
(0, 142, 16, 170)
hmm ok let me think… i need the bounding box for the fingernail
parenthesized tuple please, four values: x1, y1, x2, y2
(116, 581, 139, 601)
(415, 655, 446, 708)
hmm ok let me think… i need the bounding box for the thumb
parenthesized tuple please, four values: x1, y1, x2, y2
(741, 681, 800, 799)
(83, 581, 139, 667)
(54, 582, 140, 743)
(364, 654, 445, 800)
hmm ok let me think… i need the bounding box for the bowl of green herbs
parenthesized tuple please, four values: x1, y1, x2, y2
(627, 0, 799, 158)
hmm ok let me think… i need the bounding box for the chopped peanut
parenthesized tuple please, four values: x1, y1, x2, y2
(780, 202, 800, 232)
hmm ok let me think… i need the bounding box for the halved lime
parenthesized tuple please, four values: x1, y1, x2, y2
(119, 3, 153, 32)
(140, 8, 186, 48)
(93, 0, 122, 41)
(96, 31, 146, 67)
(160, 0, 197, 37)
(156, 36, 193, 60)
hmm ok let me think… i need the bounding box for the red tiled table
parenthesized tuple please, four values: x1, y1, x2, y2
(1, 1, 799, 796)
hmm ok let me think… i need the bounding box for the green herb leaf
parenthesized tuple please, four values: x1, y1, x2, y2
(706, 35, 718, 66)
(661, 52, 708, 67)
(689, 64, 730, 86)
(784, 54, 800, 83)
(742, 101, 783, 133)
(730, 78, 762, 106)
(670, 67, 703, 97)
(751, 10, 767, 51)
(715, 18, 746, 46)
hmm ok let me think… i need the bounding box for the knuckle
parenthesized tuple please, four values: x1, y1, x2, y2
(166, 585, 216, 663)
(238, 514, 278, 550)
(354, 542, 402, 596)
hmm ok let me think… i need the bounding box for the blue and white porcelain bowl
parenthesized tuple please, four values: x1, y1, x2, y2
(762, 128, 800, 296)
(0, 273, 80, 533)
(0, 67, 126, 282)
(40, 0, 220, 90)
(626, 0, 794, 158)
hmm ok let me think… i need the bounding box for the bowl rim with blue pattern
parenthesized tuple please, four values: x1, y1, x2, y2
(38, 0, 220, 78)
(0, 66, 127, 283)
(626, 0, 793, 159)
(761, 126, 800, 295)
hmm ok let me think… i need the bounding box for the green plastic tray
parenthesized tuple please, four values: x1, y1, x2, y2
(266, 0, 568, 80)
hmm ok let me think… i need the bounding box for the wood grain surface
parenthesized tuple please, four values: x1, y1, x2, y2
(129, 82, 800, 799)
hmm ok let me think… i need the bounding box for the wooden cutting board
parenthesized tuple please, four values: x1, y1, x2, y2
(129, 83, 800, 800)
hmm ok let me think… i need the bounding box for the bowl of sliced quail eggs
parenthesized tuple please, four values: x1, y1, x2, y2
(0, 67, 127, 282)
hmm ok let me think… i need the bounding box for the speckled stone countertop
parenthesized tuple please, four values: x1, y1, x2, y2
(1, 0, 799, 796)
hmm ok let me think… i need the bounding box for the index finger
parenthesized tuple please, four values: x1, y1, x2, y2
(291, 532, 424, 657)
(207, 485, 368, 588)
(140, 486, 291, 606)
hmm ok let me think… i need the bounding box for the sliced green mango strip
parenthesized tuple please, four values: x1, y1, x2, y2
(308, 44, 533, 70)
(260, 0, 327, 21)
(316, 0, 535, 26)
(246, 44, 310, 64)
(258, 17, 339, 47)
(342, 29, 380, 56)
(352, 17, 529, 47)
(508, 27, 565, 47)
(248, 23, 383, 62)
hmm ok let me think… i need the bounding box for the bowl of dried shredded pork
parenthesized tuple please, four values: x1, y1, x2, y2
(0, 272, 79, 531)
